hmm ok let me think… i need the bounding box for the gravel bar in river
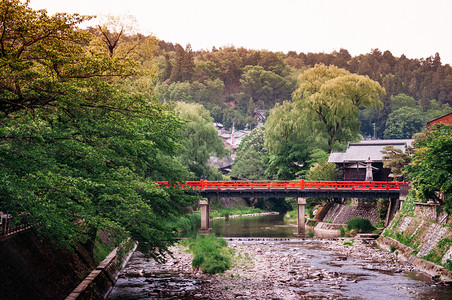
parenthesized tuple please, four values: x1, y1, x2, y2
(108, 238, 451, 300)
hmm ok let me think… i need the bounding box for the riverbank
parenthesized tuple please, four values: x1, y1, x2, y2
(109, 238, 450, 299)
(210, 211, 279, 221)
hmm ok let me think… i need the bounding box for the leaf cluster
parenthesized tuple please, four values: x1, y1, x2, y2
(405, 124, 452, 213)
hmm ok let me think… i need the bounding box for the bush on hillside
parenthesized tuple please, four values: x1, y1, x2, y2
(346, 217, 375, 233)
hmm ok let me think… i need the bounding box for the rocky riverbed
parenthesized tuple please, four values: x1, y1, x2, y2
(108, 238, 451, 300)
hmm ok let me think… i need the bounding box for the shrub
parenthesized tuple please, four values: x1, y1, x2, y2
(445, 259, 452, 271)
(339, 225, 346, 237)
(346, 217, 375, 233)
(390, 245, 396, 253)
(186, 235, 233, 274)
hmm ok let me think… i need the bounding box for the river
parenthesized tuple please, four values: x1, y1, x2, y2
(108, 214, 452, 299)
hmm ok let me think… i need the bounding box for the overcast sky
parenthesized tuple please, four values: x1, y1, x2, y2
(30, 0, 452, 65)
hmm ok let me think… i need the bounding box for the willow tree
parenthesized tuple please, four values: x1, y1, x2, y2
(293, 64, 385, 152)
(174, 102, 226, 180)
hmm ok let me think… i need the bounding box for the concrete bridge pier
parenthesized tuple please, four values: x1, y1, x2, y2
(199, 198, 212, 234)
(294, 197, 306, 237)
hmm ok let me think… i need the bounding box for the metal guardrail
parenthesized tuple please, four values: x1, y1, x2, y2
(0, 214, 31, 240)
(156, 180, 406, 191)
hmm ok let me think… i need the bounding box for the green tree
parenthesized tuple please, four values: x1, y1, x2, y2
(390, 93, 420, 112)
(264, 101, 314, 179)
(405, 125, 452, 213)
(293, 64, 385, 152)
(381, 145, 414, 179)
(174, 102, 226, 179)
(0, 0, 195, 261)
(384, 107, 425, 139)
(240, 65, 296, 107)
(229, 126, 267, 180)
(306, 162, 338, 181)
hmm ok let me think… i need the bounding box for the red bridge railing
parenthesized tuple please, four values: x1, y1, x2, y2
(156, 180, 405, 191)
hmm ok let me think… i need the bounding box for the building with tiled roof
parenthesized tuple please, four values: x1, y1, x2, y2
(328, 139, 413, 181)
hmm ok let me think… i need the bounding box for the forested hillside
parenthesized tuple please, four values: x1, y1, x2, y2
(154, 41, 452, 137)
(2, 0, 452, 269)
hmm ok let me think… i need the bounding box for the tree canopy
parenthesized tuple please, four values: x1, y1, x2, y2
(0, 0, 196, 261)
(293, 64, 385, 152)
(405, 125, 452, 213)
(174, 102, 226, 180)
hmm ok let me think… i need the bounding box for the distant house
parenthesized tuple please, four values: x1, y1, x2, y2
(427, 111, 452, 127)
(328, 139, 414, 181)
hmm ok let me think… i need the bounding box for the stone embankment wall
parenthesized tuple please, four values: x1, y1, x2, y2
(0, 231, 95, 299)
(321, 202, 380, 225)
(66, 240, 137, 300)
(377, 203, 452, 281)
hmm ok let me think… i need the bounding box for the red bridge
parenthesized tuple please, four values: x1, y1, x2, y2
(157, 180, 407, 199)
(157, 180, 408, 235)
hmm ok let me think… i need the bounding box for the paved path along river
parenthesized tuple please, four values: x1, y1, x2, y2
(108, 238, 452, 299)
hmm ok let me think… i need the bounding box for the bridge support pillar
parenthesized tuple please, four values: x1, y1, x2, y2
(385, 197, 402, 226)
(294, 197, 306, 237)
(199, 198, 212, 234)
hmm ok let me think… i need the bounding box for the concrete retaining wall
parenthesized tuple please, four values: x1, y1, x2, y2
(66, 241, 137, 300)
(378, 236, 452, 281)
(378, 213, 452, 281)
(322, 202, 380, 225)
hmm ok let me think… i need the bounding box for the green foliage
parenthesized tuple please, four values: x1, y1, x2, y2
(174, 102, 226, 180)
(0, 1, 198, 262)
(240, 65, 296, 107)
(393, 231, 419, 250)
(384, 107, 426, 139)
(184, 235, 234, 274)
(339, 226, 346, 237)
(306, 162, 338, 181)
(381, 145, 414, 179)
(405, 124, 452, 213)
(400, 193, 416, 215)
(293, 64, 385, 152)
(445, 259, 452, 271)
(230, 126, 268, 180)
(346, 217, 375, 233)
(390, 94, 420, 112)
(343, 241, 353, 246)
(390, 244, 396, 253)
(210, 207, 263, 219)
(168, 213, 201, 236)
(376, 198, 389, 219)
(422, 238, 452, 266)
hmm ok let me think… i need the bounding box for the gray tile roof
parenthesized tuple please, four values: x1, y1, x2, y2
(328, 139, 414, 163)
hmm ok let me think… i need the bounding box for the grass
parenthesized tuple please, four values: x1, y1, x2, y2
(167, 213, 201, 236)
(210, 206, 263, 219)
(181, 235, 234, 274)
(94, 240, 114, 264)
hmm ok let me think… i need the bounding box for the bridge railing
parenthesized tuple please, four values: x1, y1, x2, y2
(156, 180, 405, 191)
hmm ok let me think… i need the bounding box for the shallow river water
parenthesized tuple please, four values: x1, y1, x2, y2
(108, 214, 452, 299)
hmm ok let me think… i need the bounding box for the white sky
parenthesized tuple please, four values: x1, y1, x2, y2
(30, 0, 452, 65)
